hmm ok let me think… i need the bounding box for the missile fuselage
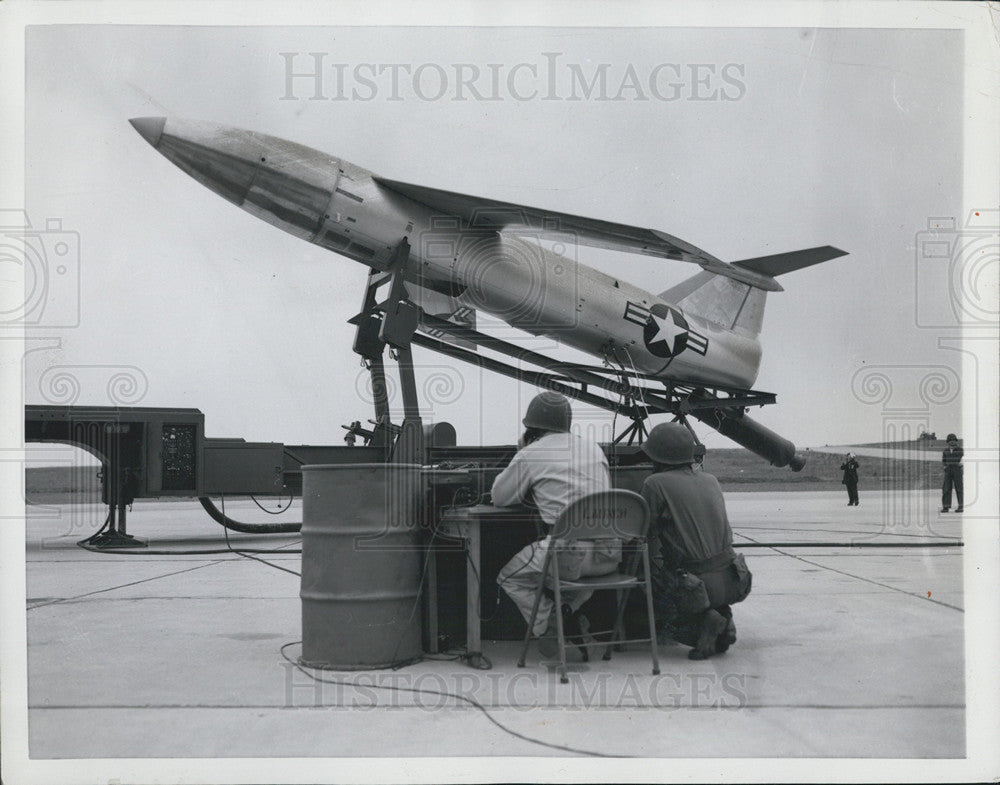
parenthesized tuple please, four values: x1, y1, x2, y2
(131, 117, 761, 388)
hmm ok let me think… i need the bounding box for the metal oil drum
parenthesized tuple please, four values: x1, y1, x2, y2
(299, 463, 422, 669)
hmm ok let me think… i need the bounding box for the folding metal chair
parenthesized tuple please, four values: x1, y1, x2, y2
(516, 489, 660, 683)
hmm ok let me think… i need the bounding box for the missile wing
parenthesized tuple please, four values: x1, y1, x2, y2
(373, 177, 783, 291)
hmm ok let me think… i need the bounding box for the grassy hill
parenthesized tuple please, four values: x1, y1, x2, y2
(854, 438, 957, 451)
(25, 446, 943, 503)
(703, 448, 939, 493)
(25, 466, 103, 503)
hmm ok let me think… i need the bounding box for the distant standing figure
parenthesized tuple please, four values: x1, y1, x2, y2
(840, 453, 860, 506)
(941, 433, 964, 513)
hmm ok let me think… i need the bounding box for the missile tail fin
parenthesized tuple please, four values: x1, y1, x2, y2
(659, 245, 846, 336)
(659, 271, 767, 337)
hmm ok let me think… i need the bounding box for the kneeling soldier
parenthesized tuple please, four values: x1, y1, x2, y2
(640, 423, 752, 660)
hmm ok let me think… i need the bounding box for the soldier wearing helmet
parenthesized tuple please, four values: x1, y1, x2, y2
(940, 433, 964, 513)
(639, 422, 752, 660)
(493, 392, 619, 657)
(840, 452, 860, 506)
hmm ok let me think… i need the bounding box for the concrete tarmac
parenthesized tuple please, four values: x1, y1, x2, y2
(20, 491, 968, 767)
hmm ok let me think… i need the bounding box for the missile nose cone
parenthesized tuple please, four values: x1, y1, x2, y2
(129, 116, 166, 147)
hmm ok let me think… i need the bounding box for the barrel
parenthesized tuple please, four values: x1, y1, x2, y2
(300, 464, 422, 669)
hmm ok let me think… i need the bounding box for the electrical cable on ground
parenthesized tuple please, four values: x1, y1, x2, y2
(279, 641, 617, 758)
(78, 543, 302, 556)
(251, 493, 295, 514)
(738, 531, 964, 611)
(221, 494, 301, 577)
(76, 509, 112, 547)
(735, 524, 959, 539)
(734, 540, 962, 549)
(27, 561, 224, 611)
(74, 507, 302, 556)
(200, 496, 301, 534)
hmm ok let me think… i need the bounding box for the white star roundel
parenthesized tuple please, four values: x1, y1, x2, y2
(643, 305, 691, 358)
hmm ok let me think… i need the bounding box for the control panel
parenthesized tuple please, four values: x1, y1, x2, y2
(161, 423, 198, 491)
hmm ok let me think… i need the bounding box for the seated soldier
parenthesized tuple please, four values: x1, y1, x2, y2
(493, 392, 620, 657)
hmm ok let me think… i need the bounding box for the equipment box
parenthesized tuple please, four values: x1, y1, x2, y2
(202, 439, 285, 495)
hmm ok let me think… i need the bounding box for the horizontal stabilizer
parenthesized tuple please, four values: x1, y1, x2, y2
(733, 246, 848, 277)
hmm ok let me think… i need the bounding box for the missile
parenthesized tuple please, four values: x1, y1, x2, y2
(130, 117, 834, 469)
(688, 405, 806, 471)
(128, 116, 765, 388)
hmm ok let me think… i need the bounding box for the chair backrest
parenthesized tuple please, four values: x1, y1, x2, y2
(550, 490, 650, 541)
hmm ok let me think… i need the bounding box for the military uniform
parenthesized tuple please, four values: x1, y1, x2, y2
(493, 431, 618, 636)
(941, 442, 964, 512)
(640, 466, 750, 653)
(841, 456, 860, 505)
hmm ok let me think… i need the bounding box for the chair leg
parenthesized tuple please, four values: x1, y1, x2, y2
(559, 602, 588, 662)
(517, 594, 540, 668)
(641, 548, 660, 675)
(552, 560, 569, 683)
(603, 588, 627, 661)
(614, 617, 626, 650)
(517, 551, 551, 668)
(612, 589, 628, 653)
(601, 589, 622, 662)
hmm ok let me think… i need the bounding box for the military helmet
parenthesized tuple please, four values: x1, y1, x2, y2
(946, 433, 958, 442)
(642, 422, 696, 465)
(522, 392, 572, 433)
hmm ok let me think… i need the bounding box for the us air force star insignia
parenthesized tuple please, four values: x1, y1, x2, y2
(643, 305, 690, 358)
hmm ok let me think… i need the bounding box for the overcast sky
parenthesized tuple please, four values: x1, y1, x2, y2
(16, 22, 983, 454)
(3, 7, 999, 783)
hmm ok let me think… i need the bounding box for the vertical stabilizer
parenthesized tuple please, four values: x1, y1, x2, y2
(659, 271, 767, 337)
(659, 245, 847, 336)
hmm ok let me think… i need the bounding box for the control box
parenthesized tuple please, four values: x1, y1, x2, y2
(160, 422, 199, 491)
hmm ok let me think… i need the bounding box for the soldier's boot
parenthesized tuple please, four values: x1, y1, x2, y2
(715, 617, 737, 654)
(689, 609, 727, 660)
